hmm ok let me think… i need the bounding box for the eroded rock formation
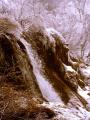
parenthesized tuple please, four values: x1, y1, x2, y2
(0, 18, 90, 119)
(23, 26, 87, 105)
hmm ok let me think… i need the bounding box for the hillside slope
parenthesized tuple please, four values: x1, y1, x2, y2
(0, 18, 90, 120)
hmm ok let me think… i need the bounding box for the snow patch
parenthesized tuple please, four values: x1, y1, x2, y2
(64, 64, 76, 73)
(80, 66, 90, 78)
(46, 28, 66, 43)
(78, 87, 90, 101)
(42, 102, 90, 120)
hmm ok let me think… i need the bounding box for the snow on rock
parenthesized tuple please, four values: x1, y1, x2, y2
(79, 66, 90, 107)
(46, 28, 66, 43)
(78, 86, 90, 110)
(78, 87, 89, 100)
(80, 66, 90, 78)
(42, 102, 90, 120)
(43, 28, 67, 51)
(45, 28, 55, 43)
(64, 64, 77, 73)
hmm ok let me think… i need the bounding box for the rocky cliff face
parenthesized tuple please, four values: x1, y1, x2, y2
(0, 24, 43, 99)
(0, 18, 90, 119)
(22, 26, 87, 105)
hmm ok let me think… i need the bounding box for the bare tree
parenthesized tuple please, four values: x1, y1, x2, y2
(73, 0, 89, 59)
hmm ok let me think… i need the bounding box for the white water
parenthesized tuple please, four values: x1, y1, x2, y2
(20, 38, 62, 102)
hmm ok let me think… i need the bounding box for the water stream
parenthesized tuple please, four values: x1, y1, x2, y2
(20, 38, 62, 102)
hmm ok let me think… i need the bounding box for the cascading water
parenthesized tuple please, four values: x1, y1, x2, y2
(20, 38, 62, 103)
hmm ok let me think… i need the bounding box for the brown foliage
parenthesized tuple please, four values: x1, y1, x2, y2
(0, 85, 55, 120)
(0, 18, 17, 34)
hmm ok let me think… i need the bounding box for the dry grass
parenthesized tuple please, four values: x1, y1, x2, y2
(0, 65, 27, 90)
(0, 18, 17, 34)
(0, 83, 55, 120)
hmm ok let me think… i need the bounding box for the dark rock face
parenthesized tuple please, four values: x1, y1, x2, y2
(0, 35, 14, 66)
(64, 71, 78, 91)
(0, 20, 43, 100)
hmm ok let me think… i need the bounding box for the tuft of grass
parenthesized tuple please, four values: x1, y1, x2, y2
(0, 18, 17, 34)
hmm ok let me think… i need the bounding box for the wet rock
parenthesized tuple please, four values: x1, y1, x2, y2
(86, 103, 90, 112)
(78, 79, 85, 88)
(64, 71, 78, 92)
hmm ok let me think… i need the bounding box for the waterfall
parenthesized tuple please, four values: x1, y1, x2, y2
(20, 38, 62, 102)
